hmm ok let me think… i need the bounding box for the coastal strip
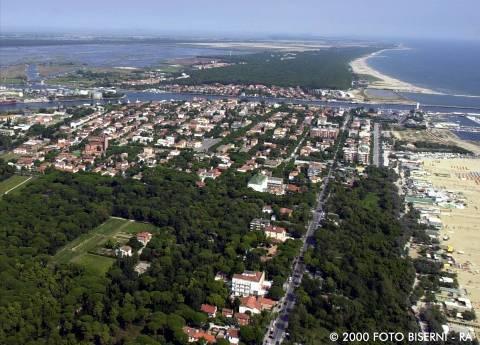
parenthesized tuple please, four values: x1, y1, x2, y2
(350, 48, 441, 95)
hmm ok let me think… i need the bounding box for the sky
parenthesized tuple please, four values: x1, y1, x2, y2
(1, 0, 479, 41)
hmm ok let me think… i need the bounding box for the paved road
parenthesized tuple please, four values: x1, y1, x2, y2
(263, 113, 350, 345)
(373, 123, 381, 167)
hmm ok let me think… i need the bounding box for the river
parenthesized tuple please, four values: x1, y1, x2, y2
(2, 90, 480, 114)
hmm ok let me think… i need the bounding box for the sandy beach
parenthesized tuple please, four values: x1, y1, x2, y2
(350, 48, 440, 94)
(422, 158, 480, 315)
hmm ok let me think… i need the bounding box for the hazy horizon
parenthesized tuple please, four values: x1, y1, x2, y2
(1, 0, 479, 42)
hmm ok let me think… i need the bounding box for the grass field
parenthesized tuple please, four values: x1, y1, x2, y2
(0, 175, 33, 196)
(71, 253, 116, 275)
(53, 217, 159, 274)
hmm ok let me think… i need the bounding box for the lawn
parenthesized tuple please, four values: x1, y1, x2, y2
(53, 217, 160, 273)
(0, 175, 33, 196)
(53, 217, 130, 264)
(71, 253, 115, 275)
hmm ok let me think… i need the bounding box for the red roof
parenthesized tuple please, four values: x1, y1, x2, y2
(233, 271, 263, 282)
(200, 304, 217, 315)
(234, 312, 250, 323)
(227, 328, 239, 338)
(183, 327, 216, 343)
(137, 231, 152, 239)
(240, 296, 276, 311)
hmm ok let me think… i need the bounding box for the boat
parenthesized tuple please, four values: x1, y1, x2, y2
(0, 98, 17, 105)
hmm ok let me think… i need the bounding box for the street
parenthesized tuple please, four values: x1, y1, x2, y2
(262, 113, 350, 345)
(372, 122, 381, 167)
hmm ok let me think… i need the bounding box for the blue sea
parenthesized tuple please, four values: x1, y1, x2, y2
(367, 40, 480, 105)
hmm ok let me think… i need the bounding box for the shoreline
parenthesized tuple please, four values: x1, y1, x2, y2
(350, 48, 442, 95)
(421, 158, 480, 316)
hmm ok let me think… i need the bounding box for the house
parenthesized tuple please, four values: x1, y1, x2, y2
(116, 245, 132, 257)
(264, 225, 288, 242)
(234, 312, 250, 326)
(136, 232, 152, 246)
(248, 174, 268, 192)
(183, 326, 216, 344)
(231, 271, 271, 297)
(222, 308, 234, 318)
(266, 176, 285, 195)
(200, 304, 218, 318)
(262, 205, 273, 214)
(287, 184, 301, 193)
(226, 329, 240, 344)
(84, 136, 108, 156)
(444, 297, 473, 313)
(239, 296, 277, 315)
(250, 218, 270, 231)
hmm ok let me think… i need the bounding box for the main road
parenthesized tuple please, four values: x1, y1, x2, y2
(372, 122, 381, 167)
(263, 113, 351, 345)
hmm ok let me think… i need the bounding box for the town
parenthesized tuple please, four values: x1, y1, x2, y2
(1, 96, 478, 344)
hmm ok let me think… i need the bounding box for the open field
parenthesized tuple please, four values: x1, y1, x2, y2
(71, 253, 116, 275)
(0, 64, 27, 84)
(393, 128, 480, 155)
(0, 175, 33, 196)
(53, 217, 159, 273)
(422, 158, 480, 315)
(37, 63, 83, 78)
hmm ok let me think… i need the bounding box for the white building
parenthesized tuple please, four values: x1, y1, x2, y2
(116, 245, 133, 257)
(231, 271, 271, 297)
(264, 225, 288, 242)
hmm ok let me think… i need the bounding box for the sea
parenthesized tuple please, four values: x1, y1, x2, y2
(366, 39, 480, 107)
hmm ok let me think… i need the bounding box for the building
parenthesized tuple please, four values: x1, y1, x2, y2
(357, 144, 370, 165)
(200, 304, 218, 318)
(231, 271, 271, 297)
(239, 296, 277, 315)
(266, 176, 285, 195)
(226, 329, 240, 345)
(84, 136, 109, 156)
(136, 232, 152, 246)
(310, 126, 339, 139)
(234, 312, 250, 326)
(444, 297, 473, 313)
(222, 308, 234, 318)
(116, 245, 132, 257)
(264, 225, 288, 242)
(183, 327, 216, 344)
(250, 218, 270, 231)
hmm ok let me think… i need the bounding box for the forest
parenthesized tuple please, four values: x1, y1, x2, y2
(177, 48, 378, 90)
(0, 165, 316, 345)
(0, 159, 15, 181)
